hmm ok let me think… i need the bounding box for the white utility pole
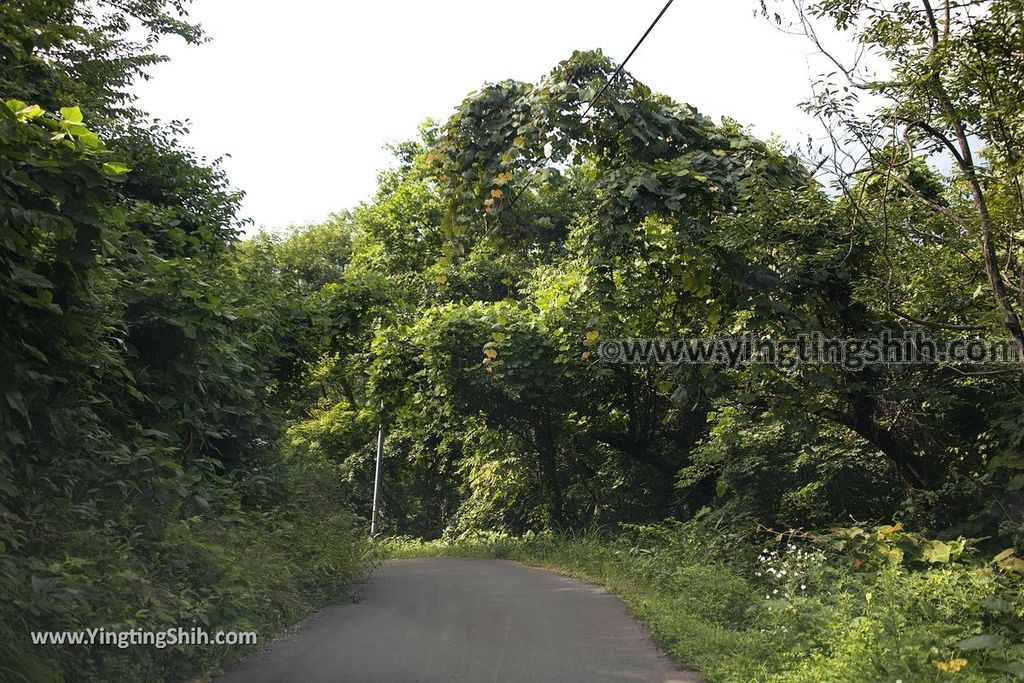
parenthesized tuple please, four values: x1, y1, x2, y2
(370, 401, 385, 536)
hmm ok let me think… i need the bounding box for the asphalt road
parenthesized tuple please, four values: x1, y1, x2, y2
(217, 557, 701, 683)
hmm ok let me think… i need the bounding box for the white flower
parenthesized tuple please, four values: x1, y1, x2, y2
(800, 584, 807, 590)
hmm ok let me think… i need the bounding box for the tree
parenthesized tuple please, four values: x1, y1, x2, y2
(774, 0, 1024, 354)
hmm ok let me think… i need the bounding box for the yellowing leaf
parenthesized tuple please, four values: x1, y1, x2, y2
(922, 540, 950, 564)
(513, 136, 525, 148)
(484, 348, 498, 359)
(582, 351, 591, 360)
(585, 330, 600, 343)
(490, 188, 504, 199)
(1002, 558, 1024, 573)
(993, 548, 1015, 563)
(434, 274, 448, 285)
(932, 659, 968, 673)
(492, 332, 507, 343)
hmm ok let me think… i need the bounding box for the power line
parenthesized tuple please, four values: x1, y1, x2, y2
(506, 0, 676, 209)
(576, 0, 676, 128)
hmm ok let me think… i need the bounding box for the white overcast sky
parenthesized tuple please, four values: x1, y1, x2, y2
(132, 0, 845, 232)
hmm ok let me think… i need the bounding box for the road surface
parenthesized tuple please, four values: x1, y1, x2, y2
(217, 557, 701, 682)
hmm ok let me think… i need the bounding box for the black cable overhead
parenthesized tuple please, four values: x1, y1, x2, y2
(505, 0, 676, 209)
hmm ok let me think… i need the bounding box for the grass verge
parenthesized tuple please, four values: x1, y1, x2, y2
(2, 478, 377, 683)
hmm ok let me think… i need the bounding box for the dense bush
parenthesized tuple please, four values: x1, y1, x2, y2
(1, 3, 373, 680)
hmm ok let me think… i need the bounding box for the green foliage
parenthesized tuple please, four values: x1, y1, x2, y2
(306, 37, 1024, 551)
(6, 0, 1024, 680)
(684, 406, 900, 527)
(817, 523, 975, 569)
(1, 3, 372, 681)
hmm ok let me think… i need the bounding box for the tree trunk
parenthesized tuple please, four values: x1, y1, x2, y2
(535, 419, 566, 527)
